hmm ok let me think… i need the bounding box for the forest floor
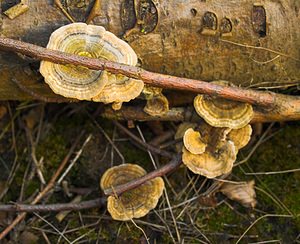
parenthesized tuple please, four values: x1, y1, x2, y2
(0, 101, 299, 243)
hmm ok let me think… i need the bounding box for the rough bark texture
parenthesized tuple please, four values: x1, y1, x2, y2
(101, 99, 300, 123)
(0, 0, 299, 100)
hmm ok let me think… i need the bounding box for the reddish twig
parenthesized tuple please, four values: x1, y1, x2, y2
(103, 155, 182, 196)
(0, 131, 84, 240)
(0, 36, 298, 109)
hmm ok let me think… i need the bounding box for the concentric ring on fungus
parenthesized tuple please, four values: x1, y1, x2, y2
(92, 73, 144, 109)
(194, 80, 253, 129)
(228, 124, 252, 150)
(183, 128, 207, 155)
(100, 164, 164, 221)
(40, 23, 138, 100)
(182, 140, 236, 178)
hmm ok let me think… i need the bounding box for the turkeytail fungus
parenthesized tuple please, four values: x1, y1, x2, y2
(183, 128, 207, 155)
(182, 139, 236, 179)
(194, 80, 254, 129)
(100, 164, 164, 221)
(180, 121, 238, 178)
(40, 23, 144, 107)
(142, 86, 170, 116)
(228, 124, 253, 150)
(174, 122, 197, 152)
(92, 73, 144, 110)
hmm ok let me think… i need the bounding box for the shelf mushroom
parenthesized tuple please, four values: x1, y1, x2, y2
(174, 122, 197, 152)
(183, 128, 207, 155)
(194, 80, 253, 129)
(40, 23, 144, 107)
(142, 86, 170, 116)
(182, 139, 236, 178)
(228, 124, 252, 150)
(144, 95, 169, 116)
(92, 73, 144, 110)
(100, 164, 164, 221)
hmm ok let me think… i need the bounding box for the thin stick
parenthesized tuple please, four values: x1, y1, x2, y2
(0, 131, 84, 240)
(0, 198, 105, 212)
(236, 214, 294, 244)
(102, 105, 300, 124)
(86, 0, 101, 24)
(57, 134, 92, 185)
(220, 39, 299, 62)
(0, 155, 181, 216)
(103, 155, 182, 196)
(11, 78, 74, 103)
(244, 168, 300, 175)
(1, 36, 299, 111)
(113, 121, 173, 158)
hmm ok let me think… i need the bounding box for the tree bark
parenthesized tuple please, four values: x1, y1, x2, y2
(0, 0, 299, 100)
(101, 102, 300, 123)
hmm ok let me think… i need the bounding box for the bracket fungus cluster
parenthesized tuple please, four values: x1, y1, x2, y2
(228, 124, 252, 150)
(182, 127, 236, 178)
(181, 123, 253, 178)
(179, 82, 254, 178)
(40, 23, 144, 109)
(100, 164, 164, 221)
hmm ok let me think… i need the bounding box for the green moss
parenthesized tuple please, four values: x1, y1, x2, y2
(120, 141, 151, 170)
(196, 204, 245, 233)
(24, 180, 40, 197)
(37, 134, 67, 167)
(247, 124, 300, 215)
(189, 124, 300, 242)
(237, 123, 300, 239)
(78, 228, 98, 241)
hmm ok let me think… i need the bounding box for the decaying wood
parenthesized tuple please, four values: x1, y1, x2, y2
(101, 104, 300, 123)
(1, 36, 299, 122)
(0, 0, 299, 100)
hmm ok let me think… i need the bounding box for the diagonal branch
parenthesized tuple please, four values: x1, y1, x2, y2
(0, 37, 299, 108)
(103, 155, 182, 196)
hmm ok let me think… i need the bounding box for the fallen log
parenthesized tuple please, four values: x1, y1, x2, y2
(0, 0, 299, 100)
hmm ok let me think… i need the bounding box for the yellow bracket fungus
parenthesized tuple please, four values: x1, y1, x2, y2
(194, 80, 253, 129)
(228, 124, 252, 150)
(40, 23, 144, 107)
(183, 128, 207, 155)
(100, 164, 164, 221)
(182, 140, 236, 179)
